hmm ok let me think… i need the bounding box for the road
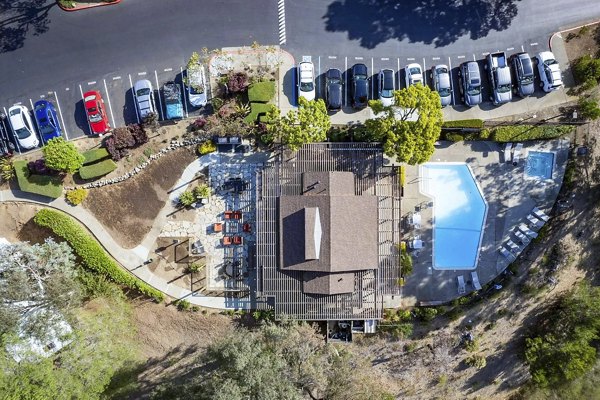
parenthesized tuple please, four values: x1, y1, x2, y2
(0, 0, 599, 145)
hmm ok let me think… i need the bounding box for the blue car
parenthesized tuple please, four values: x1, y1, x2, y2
(163, 82, 183, 120)
(34, 100, 62, 142)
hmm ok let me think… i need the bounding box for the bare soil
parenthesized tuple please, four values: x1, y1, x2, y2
(82, 147, 196, 249)
(564, 22, 600, 62)
(0, 203, 52, 244)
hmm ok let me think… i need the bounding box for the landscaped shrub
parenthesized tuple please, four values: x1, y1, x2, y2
(578, 97, 600, 120)
(65, 188, 88, 205)
(491, 125, 574, 142)
(244, 102, 274, 124)
(197, 141, 216, 155)
(414, 307, 438, 322)
(81, 148, 110, 165)
(105, 124, 149, 161)
(572, 55, 600, 89)
(226, 72, 249, 94)
(248, 81, 275, 103)
(27, 159, 56, 175)
(442, 119, 484, 129)
(13, 160, 63, 199)
(193, 184, 210, 199)
(78, 159, 118, 180)
(400, 248, 413, 276)
(445, 133, 464, 142)
(42, 137, 84, 173)
(178, 190, 196, 207)
(0, 156, 15, 182)
(465, 354, 487, 369)
(175, 299, 191, 311)
(33, 209, 164, 302)
(190, 117, 207, 132)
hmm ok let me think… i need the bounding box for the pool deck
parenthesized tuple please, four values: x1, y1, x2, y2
(399, 139, 570, 306)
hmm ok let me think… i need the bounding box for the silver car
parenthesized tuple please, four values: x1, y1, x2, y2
(432, 64, 452, 107)
(8, 105, 39, 149)
(134, 79, 156, 119)
(459, 61, 482, 107)
(187, 64, 207, 107)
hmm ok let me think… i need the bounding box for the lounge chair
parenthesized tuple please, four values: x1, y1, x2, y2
(222, 236, 232, 246)
(410, 213, 422, 229)
(232, 236, 243, 245)
(503, 142, 513, 163)
(514, 229, 530, 245)
(213, 222, 223, 233)
(519, 223, 538, 239)
(224, 211, 233, 220)
(505, 240, 520, 254)
(532, 207, 550, 222)
(527, 214, 545, 229)
(457, 275, 466, 295)
(500, 247, 517, 262)
(512, 143, 524, 166)
(471, 271, 482, 291)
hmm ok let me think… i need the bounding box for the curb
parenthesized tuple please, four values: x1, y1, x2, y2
(58, 0, 121, 12)
(549, 19, 600, 51)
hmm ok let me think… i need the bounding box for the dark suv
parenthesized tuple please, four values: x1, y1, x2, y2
(325, 68, 343, 112)
(512, 53, 534, 97)
(351, 63, 368, 109)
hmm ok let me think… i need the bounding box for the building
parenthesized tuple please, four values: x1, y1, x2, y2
(254, 143, 401, 327)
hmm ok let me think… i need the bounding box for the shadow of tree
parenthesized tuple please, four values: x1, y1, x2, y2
(323, 0, 520, 49)
(0, 0, 55, 53)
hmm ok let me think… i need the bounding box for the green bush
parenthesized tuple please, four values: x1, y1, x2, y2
(65, 188, 88, 205)
(193, 184, 210, 199)
(197, 141, 217, 155)
(446, 133, 464, 142)
(33, 209, 164, 302)
(175, 299, 191, 311)
(78, 159, 118, 180)
(578, 97, 600, 120)
(414, 307, 438, 322)
(244, 102, 274, 124)
(179, 190, 196, 207)
(248, 81, 275, 103)
(0, 156, 15, 182)
(400, 248, 413, 276)
(465, 354, 487, 369)
(13, 160, 63, 199)
(572, 55, 600, 87)
(442, 119, 484, 129)
(81, 148, 110, 165)
(491, 125, 574, 142)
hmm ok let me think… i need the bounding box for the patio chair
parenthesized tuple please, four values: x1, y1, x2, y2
(243, 223, 252, 233)
(222, 236, 232, 246)
(500, 247, 517, 262)
(457, 275, 466, 295)
(213, 223, 223, 233)
(518, 223, 538, 239)
(512, 143, 524, 166)
(233, 211, 242, 220)
(232, 236, 243, 245)
(224, 211, 233, 220)
(411, 213, 422, 229)
(503, 142, 513, 163)
(513, 229, 530, 245)
(471, 271, 482, 291)
(527, 214, 545, 230)
(532, 207, 550, 222)
(505, 240, 520, 254)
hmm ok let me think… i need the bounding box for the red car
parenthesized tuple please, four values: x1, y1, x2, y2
(83, 90, 110, 135)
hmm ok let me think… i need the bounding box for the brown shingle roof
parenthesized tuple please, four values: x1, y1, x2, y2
(303, 272, 355, 295)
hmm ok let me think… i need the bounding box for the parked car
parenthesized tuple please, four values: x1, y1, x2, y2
(134, 79, 156, 119)
(458, 61, 482, 107)
(485, 52, 512, 106)
(404, 63, 423, 87)
(8, 105, 39, 149)
(378, 68, 395, 107)
(33, 100, 62, 143)
(297, 61, 315, 102)
(351, 63, 369, 109)
(535, 51, 563, 92)
(325, 68, 342, 112)
(187, 65, 207, 107)
(431, 64, 452, 107)
(511, 52, 535, 97)
(0, 123, 14, 156)
(163, 82, 184, 120)
(83, 91, 110, 135)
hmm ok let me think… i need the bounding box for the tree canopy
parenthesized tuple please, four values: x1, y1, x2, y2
(366, 85, 443, 165)
(267, 97, 331, 151)
(42, 137, 84, 173)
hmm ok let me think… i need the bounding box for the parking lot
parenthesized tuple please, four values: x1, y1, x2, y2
(0, 62, 212, 153)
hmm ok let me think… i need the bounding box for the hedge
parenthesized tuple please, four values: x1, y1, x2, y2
(244, 102, 274, 124)
(491, 125, 574, 142)
(78, 159, 118, 180)
(248, 81, 275, 103)
(34, 209, 164, 302)
(13, 160, 63, 199)
(81, 148, 110, 165)
(442, 119, 484, 129)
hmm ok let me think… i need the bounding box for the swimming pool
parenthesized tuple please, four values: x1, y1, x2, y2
(526, 151, 554, 179)
(420, 163, 488, 270)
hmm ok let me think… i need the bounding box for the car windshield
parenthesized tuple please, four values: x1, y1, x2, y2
(467, 84, 481, 96)
(412, 78, 422, 85)
(40, 124, 55, 135)
(354, 74, 367, 81)
(544, 58, 557, 66)
(436, 67, 448, 74)
(498, 84, 511, 93)
(410, 67, 421, 75)
(381, 89, 393, 98)
(300, 81, 314, 92)
(328, 77, 341, 85)
(439, 88, 451, 97)
(88, 108, 103, 123)
(136, 88, 150, 97)
(521, 75, 534, 84)
(15, 127, 30, 139)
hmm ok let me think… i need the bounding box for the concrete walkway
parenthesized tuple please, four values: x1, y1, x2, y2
(0, 152, 252, 310)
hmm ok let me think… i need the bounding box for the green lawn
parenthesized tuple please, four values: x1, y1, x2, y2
(13, 160, 63, 199)
(79, 159, 117, 180)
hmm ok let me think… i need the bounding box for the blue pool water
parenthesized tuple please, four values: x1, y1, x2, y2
(526, 151, 554, 179)
(420, 163, 488, 270)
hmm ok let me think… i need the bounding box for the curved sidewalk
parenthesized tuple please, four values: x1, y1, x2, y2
(0, 153, 251, 310)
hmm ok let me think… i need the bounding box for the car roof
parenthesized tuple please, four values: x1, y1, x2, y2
(352, 63, 367, 74)
(328, 83, 342, 106)
(326, 68, 342, 79)
(299, 62, 313, 71)
(134, 79, 152, 90)
(438, 73, 450, 88)
(382, 69, 394, 89)
(520, 56, 533, 75)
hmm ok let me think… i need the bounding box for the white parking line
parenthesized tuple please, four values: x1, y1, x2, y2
(371, 57, 374, 99)
(423, 57, 427, 86)
(154, 70, 164, 120)
(180, 66, 189, 118)
(448, 57, 455, 106)
(355, 56, 363, 60)
(87, 81, 96, 85)
(457, 55, 466, 59)
(277, 0, 286, 45)
(397, 58, 400, 89)
(164, 68, 172, 72)
(39, 94, 45, 98)
(344, 56, 348, 107)
(530, 42, 538, 46)
(4, 106, 21, 154)
(112, 76, 121, 80)
(129, 74, 140, 124)
(482, 52, 490, 56)
(102, 79, 116, 129)
(317, 56, 321, 99)
(328, 56, 337, 59)
(507, 47, 514, 51)
(29, 98, 44, 146)
(138, 72, 147, 76)
(521, 45, 525, 52)
(79, 84, 93, 135)
(53, 91, 69, 140)
(472, 54, 477, 61)
(432, 57, 440, 61)
(407, 57, 415, 61)
(381, 57, 389, 61)
(65, 87, 70, 91)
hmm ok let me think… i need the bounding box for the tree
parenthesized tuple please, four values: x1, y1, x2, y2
(267, 97, 331, 151)
(42, 137, 84, 173)
(366, 85, 443, 165)
(578, 97, 600, 120)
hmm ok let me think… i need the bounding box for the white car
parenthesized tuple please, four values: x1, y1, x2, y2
(404, 63, 423, 87)
(535, 51, 563, 92)
(8, 105, 39, 149)
(133, 79, 156, 119)
(187, 64, 207, 107)
(432, 64, 452, 107)
(297, 61, 315, 101)
(378, 68, 395, 107)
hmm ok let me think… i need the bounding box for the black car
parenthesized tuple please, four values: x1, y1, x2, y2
(512, 52, 535, 97)
(351, 63, 368, 109)
(325, 68, 343, 112)
(0, 123, 14, 156)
